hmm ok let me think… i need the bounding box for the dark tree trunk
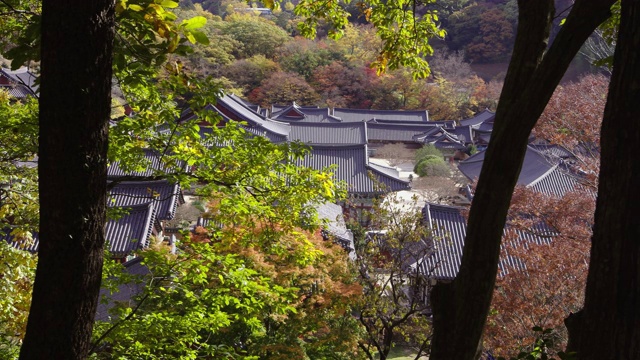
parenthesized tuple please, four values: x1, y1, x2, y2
(19, 0, 115, 359)
(565, 0, 640, 358)
(429, 1, 615, 359)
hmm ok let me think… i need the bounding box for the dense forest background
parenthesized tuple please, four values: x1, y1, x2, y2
(113, 0, 595, 120)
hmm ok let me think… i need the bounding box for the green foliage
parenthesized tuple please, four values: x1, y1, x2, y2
(598, 1, 620, 47)
(364, 0, 444, 79)
(466, 144, 477, 155)
(170, 6, 240, 74)
(293, 0, 350, 40)
(0, 91, 39, 232)
(92, 239, 298, 359)
(220, 13, 291, 59)
(446, 3, 516, 63)
(414, 156, 449, 177)
(2, 0, 212, 72)
(278, 39, 344, 80)
(0, 0, 40, 69)
(295, 0, 444, 79)
(415, 144, 443, 163)
(0, 240, 36, 358)
(330, 24, 382, 66)
(92, 208, 363, 358)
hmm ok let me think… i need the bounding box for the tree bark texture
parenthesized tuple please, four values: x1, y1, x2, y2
(429, 1, 615, 359)
(566, 0, 640, 358)
(19, 1, 115, 359)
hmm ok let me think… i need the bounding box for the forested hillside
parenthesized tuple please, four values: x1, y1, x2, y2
(0, 0, 600, 119)
(152, 0, 599, 119)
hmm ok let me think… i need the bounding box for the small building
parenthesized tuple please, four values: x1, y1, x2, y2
(0, 67, 38, 99)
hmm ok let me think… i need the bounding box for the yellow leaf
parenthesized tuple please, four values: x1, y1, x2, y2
(128, 4, 144, 11)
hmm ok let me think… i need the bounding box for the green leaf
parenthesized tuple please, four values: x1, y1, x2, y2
(160, 0, 179, 8)
(185, 32, 196, 44)
(191, 30, 209, 45)
(182, 16, 207, 31)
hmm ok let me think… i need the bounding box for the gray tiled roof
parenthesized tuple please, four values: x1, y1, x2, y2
(295, 144, 410, 194)
(473, 131, 492, 145)
(228, 93, 261, 114)
(458, 109, 495, 127)
(418, 203, 467, 280)
(108, 149, 183, 179)
(180, 105, 287, 144)
(367, 162, 402, 179)
(108, 180, 184, 220)
(270, 104, 289, 113)
(333, 108, 429, 123)
(270, 103, 321, 113)
(0, 67, 38, 98)
(429, 133, 467, 150)
(213, 105, 290, 143)
(272, 106, 342, 123)
(367, 123, 441, 142)
(451, 125, 474, 144)
(106, 203, 159, 257)
(412, 126, 447, 141)
(459, 146, 565, 187)
(289, 122, 367, 144)
(477, 116, 495, 132)
(417, 203, 556, 280)
(528, 165, 583, 197)
(4, 202, 160, 256)
(315, 202, 354, 251)
(216, 95, 290, 142)
(270, 104, 305, 120)
(1, 229, 39, 253)
(528, 144, 576, 160)
(95, 257, 150, 322)
(413, 127, 467, 149)
(459, 146, 586, 197)
(1, 85, 33, 98)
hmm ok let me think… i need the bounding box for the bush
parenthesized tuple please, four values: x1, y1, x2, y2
(414, 156, 450, 177)
(465, 144, 478, 156)
(415, 144, 444, 163)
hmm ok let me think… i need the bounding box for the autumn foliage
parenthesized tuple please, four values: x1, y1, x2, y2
(483, 74, 608, 357)
(484, 187, 594, 357)
(187, 211, 365, 358)
(533, 74, 608, 189)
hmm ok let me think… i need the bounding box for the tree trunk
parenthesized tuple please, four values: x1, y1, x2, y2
(429, 1, 615, 359)
(19, 1, 115, 359)
(565, 0, 640, 358)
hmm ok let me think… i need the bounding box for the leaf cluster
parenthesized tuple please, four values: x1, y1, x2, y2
(294, 0, 444, 79)
(0, 240, 36, 357)
(0, 91, 38, 232)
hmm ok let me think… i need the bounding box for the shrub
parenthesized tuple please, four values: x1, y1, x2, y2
(414, 156, 450, 177)
(465, 144, 478, 156)
(415, 144, 444, 163)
